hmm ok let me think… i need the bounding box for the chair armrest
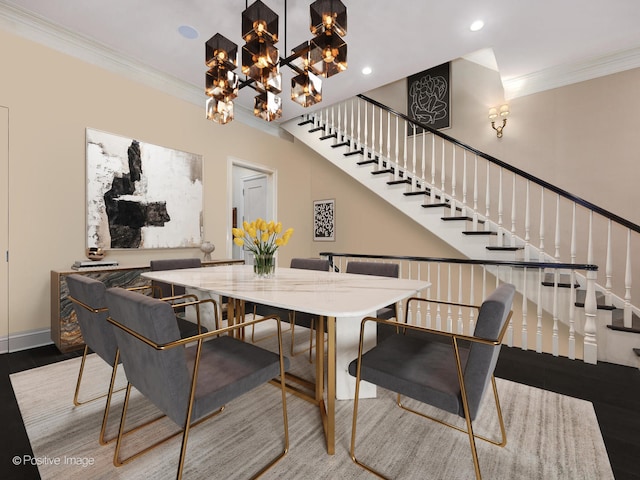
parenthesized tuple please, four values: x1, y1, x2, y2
(107, 313, 285, 351)
(362, 311, 512, 347)
(126, 285, 162, 297)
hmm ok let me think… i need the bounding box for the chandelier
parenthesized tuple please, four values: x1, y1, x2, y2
(205, 0, 348, 125)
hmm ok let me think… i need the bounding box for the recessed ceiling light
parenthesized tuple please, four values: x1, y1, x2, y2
(178, 25, 199, 40)
(362, 66, 372, 75)
(470, 20, 484, 32)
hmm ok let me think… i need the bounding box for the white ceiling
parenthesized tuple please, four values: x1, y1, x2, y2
(2, 0, 640, 128)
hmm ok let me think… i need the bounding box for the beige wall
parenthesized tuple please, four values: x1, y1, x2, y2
(0, 30, 319, 338)
(1, 27, 637, 350)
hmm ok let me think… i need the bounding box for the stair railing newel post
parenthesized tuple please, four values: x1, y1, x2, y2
(584, 269, 599, 364)
(510, 174, 517, 246)
(497, 167, 504, 247)
(450, 145, 457, 218)
(605, 220, 613, 307)
(522, 266, 528, 350)
(536, 268, 544, 353)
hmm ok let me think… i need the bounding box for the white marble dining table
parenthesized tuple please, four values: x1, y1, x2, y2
(141, 264, 429, 454)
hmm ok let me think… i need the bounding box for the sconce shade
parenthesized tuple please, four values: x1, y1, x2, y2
(309, 31, 347, 77)
(242, 0, 279, 43)
(488, 104, 509, 138)
(310, 0, 347, 37)
(488, 107, 498, 120)
(205, 66, 239, 100)
(499, 104, 510, 117)
(205, 33, 238, 69)
(206, 97, 234, 124)
(291, 71, 322, 107)
(254, 91, 282, 121)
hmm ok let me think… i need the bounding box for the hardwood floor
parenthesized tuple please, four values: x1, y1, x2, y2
(1, 344, 639, 479)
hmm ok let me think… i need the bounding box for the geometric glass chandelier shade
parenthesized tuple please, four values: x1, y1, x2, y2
(309, 30, 347, 77)
(205, 0, 347, 124)
(291, 71, 322, 107)
(206, 97, 234, 125)
(242, 0, 279, 43)
(310, 0, 347, 37)
(254, 90, 283, 122)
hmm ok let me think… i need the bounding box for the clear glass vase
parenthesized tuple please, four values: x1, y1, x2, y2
(253, 253, 275, 278)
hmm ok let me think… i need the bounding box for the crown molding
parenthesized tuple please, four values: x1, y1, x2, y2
(0, 2, 283, 137)
(503, 45, 640, 100)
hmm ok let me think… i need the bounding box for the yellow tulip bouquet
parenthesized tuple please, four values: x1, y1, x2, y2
(232, 218, 293, 276)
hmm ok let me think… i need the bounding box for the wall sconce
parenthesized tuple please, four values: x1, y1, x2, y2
(488, 104, 509, 138)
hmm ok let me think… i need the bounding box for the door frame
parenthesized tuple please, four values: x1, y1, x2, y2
(227, 157, 277, 260)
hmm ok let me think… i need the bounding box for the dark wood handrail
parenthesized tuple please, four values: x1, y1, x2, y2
(357, 94, 640, 234)
(319, 251, 598, 272)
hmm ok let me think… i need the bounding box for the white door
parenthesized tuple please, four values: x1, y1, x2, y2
(0, 107, 8, 352)
(242, 175, 268, 264)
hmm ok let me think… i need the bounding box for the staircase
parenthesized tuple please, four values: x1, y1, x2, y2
(282, 95, 640, 368)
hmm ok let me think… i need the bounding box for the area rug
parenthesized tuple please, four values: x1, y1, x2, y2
(10, 337, 614, 479)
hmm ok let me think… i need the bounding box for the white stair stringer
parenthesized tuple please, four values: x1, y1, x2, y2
(282, 117, 639, 367)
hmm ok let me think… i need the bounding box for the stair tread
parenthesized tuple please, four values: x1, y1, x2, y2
(371, 169, 394, 175)
(331, 141, 350, 148)
(463, 230, 497, 236)
(541, 272, 580, 288)
(574, 289, 617, 310)
(319, 133, 337, 140)
(404, 190, 431, 196)
(388, 179, 411, 185)
(356, 159, 377, 166)
(486, 246, 524, 251)
(308, 126, 325, 133)
(441, 216, 474, 222)
(422, 203, 451, 209)
(607, 311, 640, 334)
(344, 149, 364, 156)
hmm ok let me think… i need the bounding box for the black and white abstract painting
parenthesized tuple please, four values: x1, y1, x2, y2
(86, 128, 203, 249)
(407, 62, 451, 134)
(313, 199, 335, 242)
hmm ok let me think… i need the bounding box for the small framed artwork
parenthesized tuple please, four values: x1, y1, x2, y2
(407, 62, 451, 134)
(313, 199, 335, 241)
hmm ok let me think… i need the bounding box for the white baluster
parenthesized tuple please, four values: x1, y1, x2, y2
(568, 268, 576, 360)
(411, 125, 417, 190)
(552, 269, 559, 356)
(539, 188, 545, 256)
(624, 228, 632, 328)
(420, 131, 426, 192)
(584, 268, 598, 364)
(472, 154, 479, 230)
(554, 194, 561, 260)
(386, 111, 391, 167)
(402, 120, 407, 182)
(497, 168, 504, 246)
(362, 101, 368, 160)
(446, 264, 453, 332)
(435, 263, 442, 330)
(524, 180, 531, 260)
(369, 104, 375, 160)
(469, 265, 475, 333)
(356, 99, 362, 152)
(511, 174, 517, 246)
(462, 150, 468, 218)
(441, 139, 446, 202)
(450, 146, 457, 217)
(605, 220, 613, 306)
(430, 134, 436, 204)
(485, 162, 491, 231)
(426, 263, 432, 328)
(378, 107, 383, 169)
(394, 116, 399, 180)
(522, 267, 528, 350)
(536, 268, 543, 353)
(457, 265, 463, 334)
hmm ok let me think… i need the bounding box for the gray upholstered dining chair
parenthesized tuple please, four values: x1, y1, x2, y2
(348, 283, 515, 480)
(346, 261, 400, 320)
(149, 258, 211, 335)
(149, 257, 202, 298)
(66, 273, 217, 445)
(66, 274, 121, 445)
(105, 287, 290, 480)
(250, 257, 330, 360)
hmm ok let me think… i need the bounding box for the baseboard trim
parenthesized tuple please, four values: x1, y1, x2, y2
(0, 328, 53, 353)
